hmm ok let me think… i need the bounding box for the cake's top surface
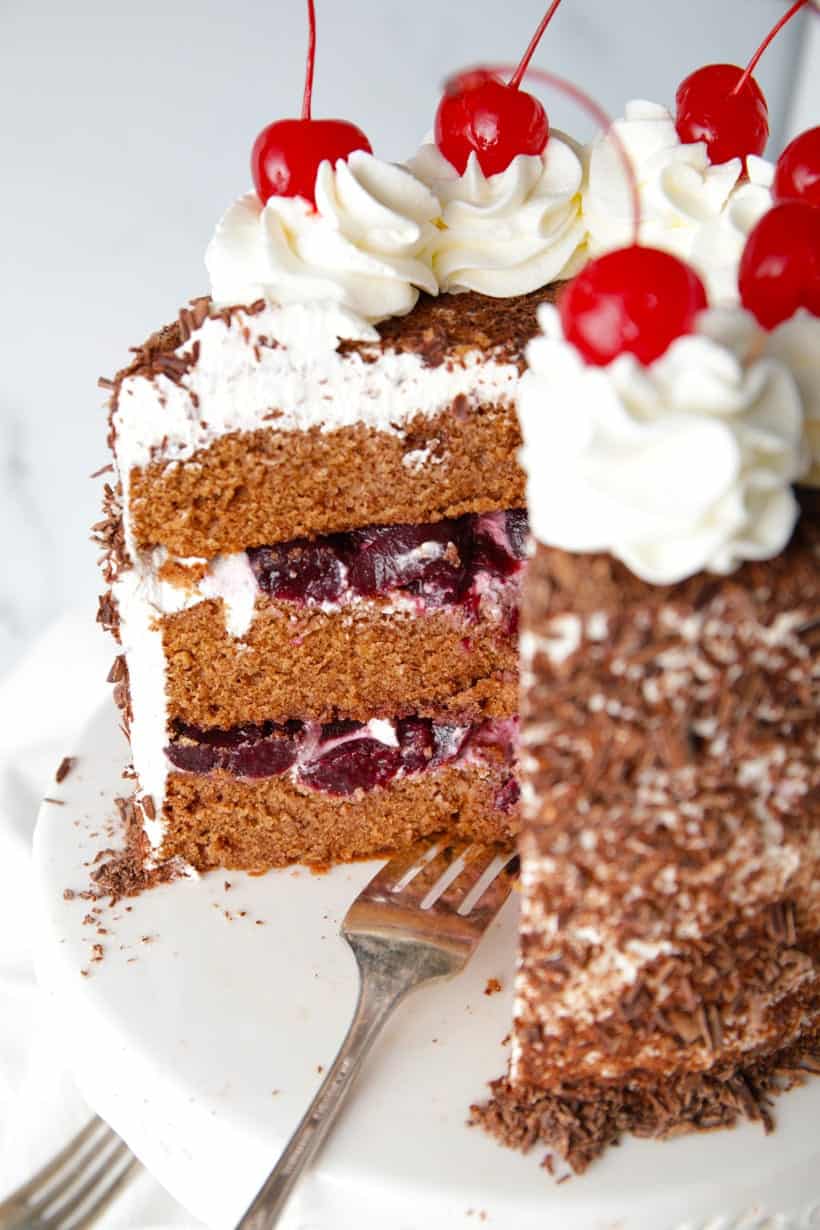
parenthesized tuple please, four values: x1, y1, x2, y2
(110, 285, 559, 400)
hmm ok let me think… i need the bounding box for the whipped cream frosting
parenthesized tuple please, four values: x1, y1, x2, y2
(518, 304, 808, 585)
(765, 310, 820, 486)
(206, 151, 439, 323)
(407, 136, 586, 296)
(583, 100, 774, 303)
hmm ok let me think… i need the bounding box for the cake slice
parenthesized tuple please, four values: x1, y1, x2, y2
(474, 254, 819, 1171)
(99, 288, 556, 871)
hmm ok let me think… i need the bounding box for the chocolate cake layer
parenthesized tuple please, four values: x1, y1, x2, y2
(161, 759, 518, 870)
(487, 513, 819, 1168)
(129, 406, 525, 559)
(164, 598, 518, 728)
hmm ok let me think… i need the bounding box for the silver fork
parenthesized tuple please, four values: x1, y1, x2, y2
(0, 1117, 140, 1230)
(236, 839, 518, 1229)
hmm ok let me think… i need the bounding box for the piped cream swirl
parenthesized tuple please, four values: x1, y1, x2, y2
(764, 310, 820, 487)
(518, 304, 808, 585)
(206, 151, 440, 324)
(583, 100, 773, 304)
(407, 135, 586, 297)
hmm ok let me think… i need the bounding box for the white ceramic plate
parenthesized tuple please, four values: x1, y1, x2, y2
(33, 699, 820, 1230)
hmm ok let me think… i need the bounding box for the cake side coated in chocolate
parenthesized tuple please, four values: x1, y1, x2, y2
(482, 515, 819, 1167)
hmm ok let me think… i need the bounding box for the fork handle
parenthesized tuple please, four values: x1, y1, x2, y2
(235, 965, 408, 1229)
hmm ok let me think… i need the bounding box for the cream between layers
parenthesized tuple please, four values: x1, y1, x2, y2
(206, 151, 439, 323)
(518, 304, 808, 585)
(583, 100, 773, 303)
(407, 137, 586, 296)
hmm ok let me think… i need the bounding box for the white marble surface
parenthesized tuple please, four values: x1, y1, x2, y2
(0, 0, 816, 677)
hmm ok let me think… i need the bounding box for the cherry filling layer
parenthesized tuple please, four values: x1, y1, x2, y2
(166, 714, 519, 805)
(246, 509, 528, 613)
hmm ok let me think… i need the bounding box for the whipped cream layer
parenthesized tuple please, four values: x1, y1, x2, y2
(584, 100, 774, 304)
(518, 304, 808, 585)
(206, 151, 439, 323)
(407, 137, 586, 296)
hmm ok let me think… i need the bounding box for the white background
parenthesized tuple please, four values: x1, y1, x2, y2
(1, 0, 817, 677)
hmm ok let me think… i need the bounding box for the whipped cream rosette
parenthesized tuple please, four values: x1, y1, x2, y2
(763, 310, 820, 486)
(518, 302, 808, 584)
(407, 134, 586, 297)
(206, 151, 440, 324)
(583, 100, 773, 304)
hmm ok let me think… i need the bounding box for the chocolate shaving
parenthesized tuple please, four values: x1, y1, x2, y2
(55, 756, 76, 784)
(472, 1024, 820, 1175)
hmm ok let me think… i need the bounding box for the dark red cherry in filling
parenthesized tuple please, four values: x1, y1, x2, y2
(251, 118, 372, 208)
(300, 739, 402, 796)
(227, 737, 299, 780)
(675, 64, 768, 166)
(739, 200, 820, 329)
(396, 718, 436, 774)
(773, 126, 820, 208)
(248, 540, 345, 605)
(559, 245, 708, 367)
(166, 743, 220, 775)
(344, 520, 472, 606)
(435, 69, 548, 177)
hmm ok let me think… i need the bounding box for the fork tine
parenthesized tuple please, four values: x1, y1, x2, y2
(393, 842, 472, 908)
(431, 845, 515, 915)
(356, 841, 443, 900)
(57, 1154, 141, 1230)
(464, 854, 520, 926)
(0, 1119, 105, 1210)
(36, 1139, 131, 1226)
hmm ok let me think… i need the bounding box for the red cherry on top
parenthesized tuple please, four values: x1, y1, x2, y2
(252, 119, 371, 207)
(739, 200, 820, 330)
(674, 0, 810, 168)
(675, 64, 768, 166)
(250, 0, 372, 208)
(435, 0, 567, 176)
(559, 246, 708, 367)
(773, 126, 820, 208)
(435, 70, 548, 176)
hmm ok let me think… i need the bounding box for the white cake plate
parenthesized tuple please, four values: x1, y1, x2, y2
(33, 699, 820, 1230)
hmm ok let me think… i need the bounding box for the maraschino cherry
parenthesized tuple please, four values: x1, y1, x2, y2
(435, 0, 565, 176)
(675, 0, 809, 166)
(559, 247, 708, 367)
(773, 126, 820, 207)
(251, 0, 371, 207)
(739, 201, 820, 329)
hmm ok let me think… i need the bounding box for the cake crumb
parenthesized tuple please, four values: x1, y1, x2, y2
(63, 889, 76, 901)
(56, 757, 76, 783)
(484, 978, 502, 996)
(90, 944, 104, 963)
(43, 797, 65, 806)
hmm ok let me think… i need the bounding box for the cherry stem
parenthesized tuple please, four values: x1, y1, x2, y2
(733, 0, 808, 96)
(481, 62, 642, 247)
(301, 0, 317, 121)
(508, 0, 566, 91)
